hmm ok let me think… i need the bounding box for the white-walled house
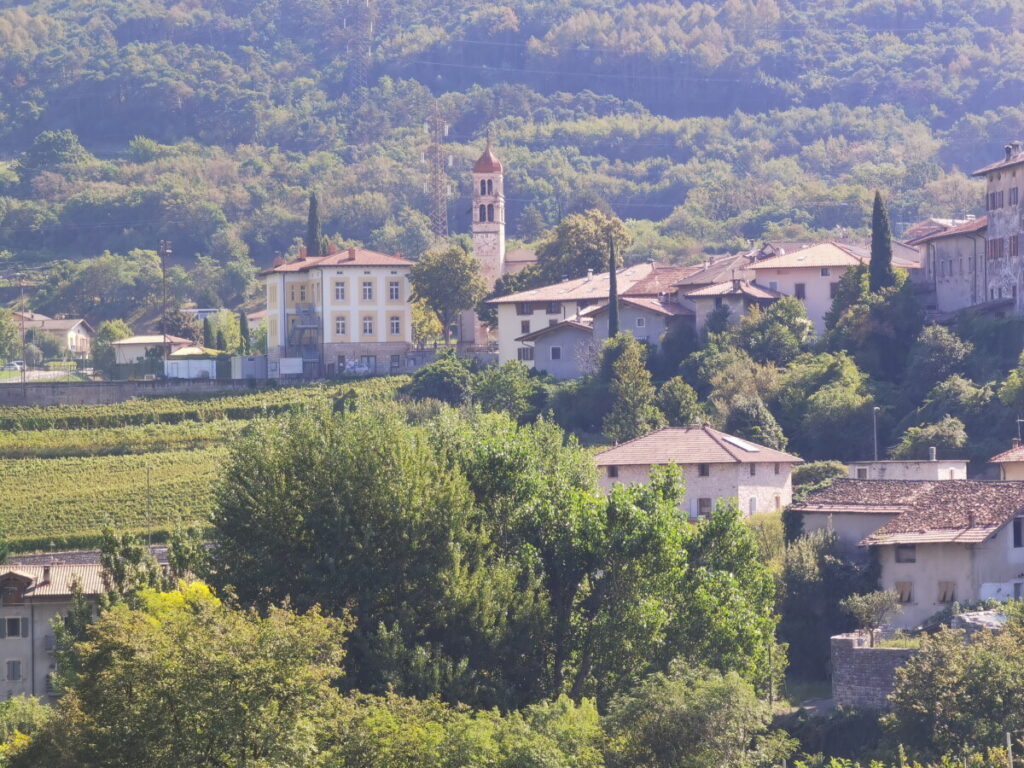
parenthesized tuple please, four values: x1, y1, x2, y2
(12, 312, 94, 359)
(847, 458, 968, 481)
(683, 279, 784, 333)
(594, 426, 802, 519)
(795, 479, 1024, 628)
(112, 334, 193, 365)
(0, 564, 103, 700)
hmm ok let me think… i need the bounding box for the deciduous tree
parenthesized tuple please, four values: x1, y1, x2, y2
(410, 245, 486, 344)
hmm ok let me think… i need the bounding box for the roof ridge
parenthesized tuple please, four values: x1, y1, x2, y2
(594, 425, 674, 455)
(702, 424, 743, 461)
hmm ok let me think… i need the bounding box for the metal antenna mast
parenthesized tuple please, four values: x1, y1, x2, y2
(345, 0, 375, 100)
(424, 103, 450, 243)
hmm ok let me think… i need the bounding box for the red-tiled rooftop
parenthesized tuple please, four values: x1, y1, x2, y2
(796, 479, 1024, 546)
(261, 247, 413, 274)
(684, 280, 784, 300)
(911, 216, 987, 244)
(989, 444, 1024, 463)
(594, 426, 802, 466)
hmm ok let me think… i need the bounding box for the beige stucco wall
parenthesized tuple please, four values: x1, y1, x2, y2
(996, 462, 1024, 480)
(691, 295, 749, 334)
(750, 266, 848, 335)
(598, 461, 794, 518)
(495, 301, 581, 365)
(847, 461, 968, 480)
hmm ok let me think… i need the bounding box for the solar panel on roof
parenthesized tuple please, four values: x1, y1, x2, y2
(722, 435, 760, 452)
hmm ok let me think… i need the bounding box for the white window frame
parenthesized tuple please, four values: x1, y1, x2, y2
(335, 318, 346, 336)
(362, 317, 374, 336)
(389, 281, 401, 301)
(550, 346, 562, 360)
(390, 316, 401, 335)
(362, 281, 374, 301)
(334, 282, 345, 301)
(635, 316, 646, 328)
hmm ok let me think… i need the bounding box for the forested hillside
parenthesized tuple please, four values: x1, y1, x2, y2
(1, 0, 1023, 314)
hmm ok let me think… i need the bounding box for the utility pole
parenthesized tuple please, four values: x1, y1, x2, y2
(1008, 731, 1015, 768)
(146, 465, 153, 548)
(18, 273, 26, 397)
(423, 102, 451, 243)
(158, 240, 172, 339)
(873, 406, 881, 461)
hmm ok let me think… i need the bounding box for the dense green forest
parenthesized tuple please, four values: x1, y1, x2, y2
(2, 0, 1022, 314)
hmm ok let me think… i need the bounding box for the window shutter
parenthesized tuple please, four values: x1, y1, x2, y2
(0, 620, 7, 639)
(21, 618, 28, 638)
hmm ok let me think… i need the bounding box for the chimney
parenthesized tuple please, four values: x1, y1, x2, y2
(299, 245, 307, 260)
(732, 278, 741, 291)
(1006, 144, 1014, 161)
(42, 566, 50, 584)
(929, 446, 937, 462)
(586, 268, 593, 281)
(348, 247, 356, 260)
(1013, 438, 1021, 449)
(272, 255, 284, 268)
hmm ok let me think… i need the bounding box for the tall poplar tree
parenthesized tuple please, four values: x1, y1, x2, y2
(869, 190, 895, 292)
(607, 233, 619, 337)
(305, 191, 324, 258)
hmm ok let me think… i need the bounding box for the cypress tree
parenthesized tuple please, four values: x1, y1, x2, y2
(305, 191, 324, 258)
(203, 317, 214, 348)
(869, 190, 895, 293)
(239, 311, 250, 354)
(607, 233, 619, 337)
(215, 329, 227, 352)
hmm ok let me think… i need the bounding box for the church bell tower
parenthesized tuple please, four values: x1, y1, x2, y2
(471, 139, 506, 289)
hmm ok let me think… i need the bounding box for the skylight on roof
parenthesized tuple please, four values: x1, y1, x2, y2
(722, 435, 760, 452)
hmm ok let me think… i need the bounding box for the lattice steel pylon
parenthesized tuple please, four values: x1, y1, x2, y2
(424, 103, 450, 243)
(344, 0, 375, 99)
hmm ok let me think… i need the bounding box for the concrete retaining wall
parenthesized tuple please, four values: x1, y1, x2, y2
(0, 379, 270, 407)
(831, 632, 917, 709)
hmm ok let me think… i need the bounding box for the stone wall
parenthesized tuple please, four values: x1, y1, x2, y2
(0, 379, 269, 407)
(830, 632, 918, 709)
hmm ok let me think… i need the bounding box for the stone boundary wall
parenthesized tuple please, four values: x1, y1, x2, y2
(831, 632, 918, 709)
(0, 379, 270, 407)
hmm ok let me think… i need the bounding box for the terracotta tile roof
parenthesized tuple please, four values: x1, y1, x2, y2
(672, 252, 755, 287)
(24, 317, 93, 334)
(748, 242, 866, 270)
(990, 444, 1024, 463)
(972, 145, 1024, 176)
(488, 263, 661, 305)
(586, 297, 694, 318)
(594, 426, 802, 466)
(261, 247, 413, 275)
(906, 216, 987, 245)
(624, 264, 703, 295)
(684, 280, 785, 300)
(517, 319, 593, 342)
(796, 479, 1024, 546)
(0, 564, 106, 597)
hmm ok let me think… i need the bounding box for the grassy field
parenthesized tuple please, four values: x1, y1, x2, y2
(0, 377, 407, 550)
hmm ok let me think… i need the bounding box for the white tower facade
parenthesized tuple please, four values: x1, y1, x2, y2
(471, 141, 506, 289)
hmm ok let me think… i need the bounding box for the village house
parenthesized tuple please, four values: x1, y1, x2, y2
(0, 563, 104, 700)
(490, 262, 697, 368)
(847, 454, 968, 481)
(12, 311, 94, 360)
(795, 479, 1024, 629)
(972, 141, 1024, 311)
(683, 279, 784, 334)
(747, 242, 916, 335)
(112, 334, 192, 365)
(990, 439, 1024, 480)
(594, 426, 802, 519)
(912, 216, 991, 315)
(260, 246, 414, 378)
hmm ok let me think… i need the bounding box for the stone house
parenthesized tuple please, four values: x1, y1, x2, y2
(594, 426, 802, 519)
(112, 334, 193, 365)
(0, 563, 104, 700)
(972, 141, 1024, 310)
(795, 479, 1024, 628)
